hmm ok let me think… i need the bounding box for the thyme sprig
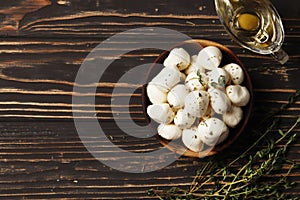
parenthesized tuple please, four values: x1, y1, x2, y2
(149, 90, 299, 200)
(196, 69, 205, 86)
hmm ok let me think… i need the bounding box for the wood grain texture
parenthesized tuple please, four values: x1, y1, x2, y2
(0, 0, 299, 199)
(0, 0, 51, 31)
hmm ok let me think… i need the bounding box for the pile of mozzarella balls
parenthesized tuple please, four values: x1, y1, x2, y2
(146, 46, 250, 152)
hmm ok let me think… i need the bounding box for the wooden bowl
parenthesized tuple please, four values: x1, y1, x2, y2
(142, 39, 253, 158)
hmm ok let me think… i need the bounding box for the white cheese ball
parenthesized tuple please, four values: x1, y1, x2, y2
(223, 63, 244, 85)
(185, 71, 208, 91)
(197, 118, 229, 146)
(182, 127, 204, 152)
(163, 48, 190, 71)
(226, 85, 250, 106)
(167, 84, 189, 109)
(174, 109, 196, 129)
(197, 46, 222, 70)
(223, 105, 243, 128)
(151, 67, 181, 92)
(185, 55, 205, 75)
(209, 88, 231, 114)
(157, 124, 182, 140)
(207, 68, 230, 88)
(147, 83, 167, 104)
(147, 103, 174, 124)
(184, 90, 209, 117)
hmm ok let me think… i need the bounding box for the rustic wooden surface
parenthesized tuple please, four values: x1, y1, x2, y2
(0, 0, 299, 199)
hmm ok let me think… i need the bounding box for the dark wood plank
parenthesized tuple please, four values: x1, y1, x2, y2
(0, 0, 297, 38)
(0, 0, 299, 199)
(0, 39, 298, 121)
(0, 120, 298, 199)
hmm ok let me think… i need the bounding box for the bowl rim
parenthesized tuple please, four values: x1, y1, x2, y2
(142, 39, 253, 158)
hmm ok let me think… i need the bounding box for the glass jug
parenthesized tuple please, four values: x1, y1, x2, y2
(215, 0, 289, 64)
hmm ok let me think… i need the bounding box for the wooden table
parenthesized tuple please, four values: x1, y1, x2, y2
(0, 0, 299, 199)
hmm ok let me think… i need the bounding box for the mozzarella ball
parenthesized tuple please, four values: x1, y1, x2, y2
(197, 118, 229, 146)
(223, 63, 244, 85)
(151, 67, 181, 92)
(209, 88, 231, 114)
(184, 90, 209, 117)
(207, 68, 230, 88)
(197, 46, 222, 70)
(174, 109, 196, 129)
(223, 105, 243, 128)
(185, 55, 205, 75)
(147, 83, 167, 104)
(147, 103, 174, 124)
(185, 71, 208, 91)
(167, 84, 189, 109)
(157, 124, 182, 140)
(226, 85, 250, 106)
(163, 48, 190, 71)
(182, 127, 204, 152)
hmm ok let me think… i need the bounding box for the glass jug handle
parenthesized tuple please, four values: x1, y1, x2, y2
(271, 48, 289, 64)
